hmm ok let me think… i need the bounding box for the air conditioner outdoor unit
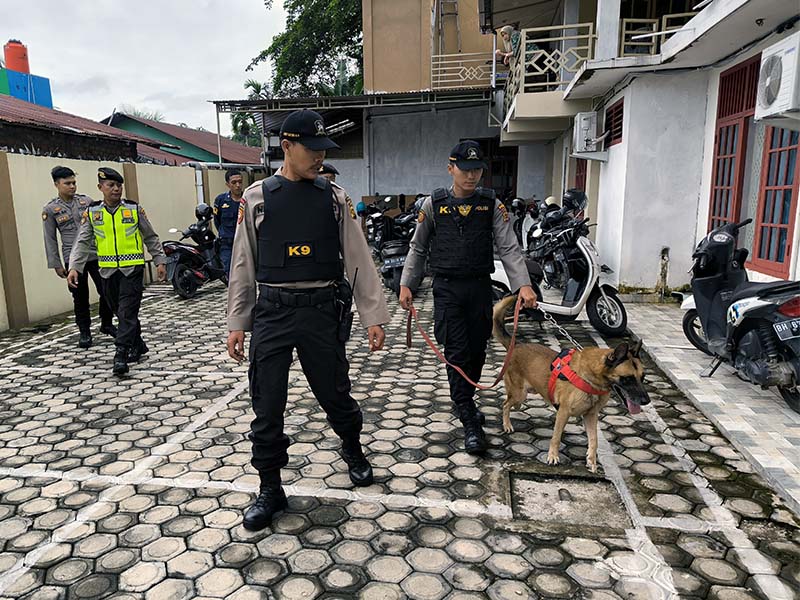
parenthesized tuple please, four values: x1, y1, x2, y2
(573, 112, 598, 153)
(754, 31, 800, 131)
(571, 111, 608, 162)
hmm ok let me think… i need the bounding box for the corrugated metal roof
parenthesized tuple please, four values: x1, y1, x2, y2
(112, 114, 263, 164)
(0, 95, 162, 146)
(136, 144, 192, 166)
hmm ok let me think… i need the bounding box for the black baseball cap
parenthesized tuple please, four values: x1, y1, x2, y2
(449, 140, 487, 170)
(280, 109, 340, 151)
(98, 167, 124, 184)
(319, 162, 339, 175)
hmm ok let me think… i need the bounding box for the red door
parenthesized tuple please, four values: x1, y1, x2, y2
(751, 127, 800, 279)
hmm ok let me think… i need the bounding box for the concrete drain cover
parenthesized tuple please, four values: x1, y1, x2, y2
(511, 472, 632, 530)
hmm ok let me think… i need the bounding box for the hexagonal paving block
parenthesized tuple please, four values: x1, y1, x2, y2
(188, 527, 231, 553)
(287, 548, 333, 574)
(366, 555, 412, 583)
(141, 537, 187, 562)
(119, 560, 167, 592)
(561, 537, 607, 560)
(358, 582, 405, 600)
(145, 578, 195, 600)
(273, 575, 323, 600)
(485, 553, 532, 579)
(691, 558, 747, 586)
(167, 550, 214, 579)
(407, 548, 454, 574)
(321, 564, 368, 592)
(73, 533, 118, 559)
(401, 572, 452, 600)
(196, 567, 245, 597)
(332, 540, 375, 566)
(567, 561, 614, 588)
(486, 580, 536, 600)
(217, 542, 259, 568)
(243, 557, 286, 586)
(257, 534, 302, 559)
(445, 539, 491, 564)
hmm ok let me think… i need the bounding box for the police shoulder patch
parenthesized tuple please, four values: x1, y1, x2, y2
(42, 212, 48, 221)
(346, 196, 356, 220)
(237, 201, 245, 224)
(418, 210, 425, 223)
(81, 210, 88, 224)
(497, 203, 509, 222)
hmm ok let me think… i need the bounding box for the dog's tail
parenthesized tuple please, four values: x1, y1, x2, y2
(492, 295, 517, 349)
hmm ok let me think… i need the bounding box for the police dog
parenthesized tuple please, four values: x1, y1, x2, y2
(492, 295, 650, 472)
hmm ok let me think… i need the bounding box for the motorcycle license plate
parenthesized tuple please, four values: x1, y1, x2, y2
(774, 319, 800, 341)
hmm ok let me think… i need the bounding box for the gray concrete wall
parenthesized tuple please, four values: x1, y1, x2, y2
(618, 71, 710, 289)
(368, 105, 496, 195)
(331, 158, 368, 203)
(516, 144, 547, 200)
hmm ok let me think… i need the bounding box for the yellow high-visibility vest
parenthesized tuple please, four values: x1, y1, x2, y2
(89, 201, 145, 268)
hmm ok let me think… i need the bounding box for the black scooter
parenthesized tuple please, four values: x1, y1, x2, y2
(163, 218, 227, 299)
(680, 218, 800, 413)
(380, 210, 417, 295)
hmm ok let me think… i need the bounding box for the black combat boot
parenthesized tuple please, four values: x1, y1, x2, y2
(340, 439, 374, 487)
(99, 323, 117, 338)
(456, 402, 488, 455)
(243, 486, 288, 531)
(128, 339, 149, 363)
(113, 347, 129, 376)
(78, 327, 92, 349)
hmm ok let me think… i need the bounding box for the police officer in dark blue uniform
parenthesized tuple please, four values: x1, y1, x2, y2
(214, 169, 244, 274)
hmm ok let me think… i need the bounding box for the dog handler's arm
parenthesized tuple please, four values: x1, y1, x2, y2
(399, 197, 434, 309)
(493, 199, 536, 307)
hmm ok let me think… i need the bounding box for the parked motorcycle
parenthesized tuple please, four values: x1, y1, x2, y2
(163, 205, 227, 299)
(679, 218, 800, 412)
(493, 216, 627, 336)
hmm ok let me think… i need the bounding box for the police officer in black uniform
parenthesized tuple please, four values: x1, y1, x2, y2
(227, 109, 390, 530)
(213, 169, 244, 274)
(399, 141, 537, 454)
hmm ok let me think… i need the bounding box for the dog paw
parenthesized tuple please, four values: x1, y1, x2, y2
(502, 423, 514, 433)
(547, 451, 560, 465)
(586, 460, 598, 473)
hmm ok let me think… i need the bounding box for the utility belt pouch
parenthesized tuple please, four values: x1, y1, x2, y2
(335, 279, 354, 342)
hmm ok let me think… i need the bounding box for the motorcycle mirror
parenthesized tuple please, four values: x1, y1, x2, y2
(168, 228, 179, 233)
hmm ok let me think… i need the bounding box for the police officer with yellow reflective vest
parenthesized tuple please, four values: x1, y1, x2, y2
(399, 141, 538, 455)
(67, 167, 168, 376)
(226, 109, 390, 531)
(213, 169, 244, 274)
(42, 166, 116, 348)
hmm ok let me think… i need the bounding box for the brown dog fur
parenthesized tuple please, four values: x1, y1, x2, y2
(492, 295, 645, 472)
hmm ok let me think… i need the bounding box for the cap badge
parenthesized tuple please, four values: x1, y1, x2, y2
(314, 120, 326, 136)
(467, 148, 479, 160)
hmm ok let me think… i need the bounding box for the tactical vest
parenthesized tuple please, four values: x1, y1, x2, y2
(256, 176, 344, 284)
(429, 187, 495, 278)
(89, 201, 145, 268)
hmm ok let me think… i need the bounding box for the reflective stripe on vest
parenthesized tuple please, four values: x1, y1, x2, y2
(91, 203, 145, 268)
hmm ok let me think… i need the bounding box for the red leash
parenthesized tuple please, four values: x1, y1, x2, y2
(405, 296, 523, 390)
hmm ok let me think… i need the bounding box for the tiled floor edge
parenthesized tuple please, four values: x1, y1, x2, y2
(630, 328, 800, 519)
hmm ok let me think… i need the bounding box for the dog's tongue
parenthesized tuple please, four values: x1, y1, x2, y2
(627, 399, 641, 415)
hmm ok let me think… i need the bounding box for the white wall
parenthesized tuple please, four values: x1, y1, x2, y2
(619, 71, 710, 289)
(332, 158, 368, 203)
(596, 90, 629, 284)
(517, 144, 547, 200)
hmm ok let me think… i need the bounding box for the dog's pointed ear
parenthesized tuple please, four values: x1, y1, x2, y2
(605, 343, 629, 368)
(631, 339, 643, 357)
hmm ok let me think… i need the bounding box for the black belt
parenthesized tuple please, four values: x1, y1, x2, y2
(259, 285, 335, 307)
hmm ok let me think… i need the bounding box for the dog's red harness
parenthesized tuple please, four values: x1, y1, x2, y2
(548, 349, 609, 404)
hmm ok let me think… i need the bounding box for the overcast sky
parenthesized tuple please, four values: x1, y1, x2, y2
(0, 0, 286, 136)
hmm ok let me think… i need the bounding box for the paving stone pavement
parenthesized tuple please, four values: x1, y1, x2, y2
(0, 282, 798, 599)
(626, 303, 800, 518)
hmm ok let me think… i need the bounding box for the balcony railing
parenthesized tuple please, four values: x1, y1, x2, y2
(619, 12, 698, 57)
(504, 23, 595, 115)
(431, 52, 500, 90)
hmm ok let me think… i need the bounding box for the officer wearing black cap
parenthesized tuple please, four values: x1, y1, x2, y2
(67, 167, 168, 376)
(399, 140, 537, 454)
(319, 162, 339, 182)
(42, 166, 116, 348)
(226, 109, 390, 530)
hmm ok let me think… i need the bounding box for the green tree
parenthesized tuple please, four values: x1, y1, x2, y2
(249, 0, 362, 96)
(230, 79, 270, 147)
(316, 59, 363, 96)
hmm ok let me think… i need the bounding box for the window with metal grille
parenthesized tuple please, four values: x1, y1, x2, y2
(750, 127, 800, 278)
(605, 100, 624, 147)
(707, 55, 760, 231)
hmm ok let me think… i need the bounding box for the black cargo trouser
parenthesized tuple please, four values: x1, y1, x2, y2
(101, 266, 145, 351)
(432, 275, 494, 407)
(67, 260, 114, 331)
(248, 286, 362, 484)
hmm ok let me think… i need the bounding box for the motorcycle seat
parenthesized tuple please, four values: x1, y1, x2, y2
(730, 280, 800, 303)
(383, 240, 407, 249)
